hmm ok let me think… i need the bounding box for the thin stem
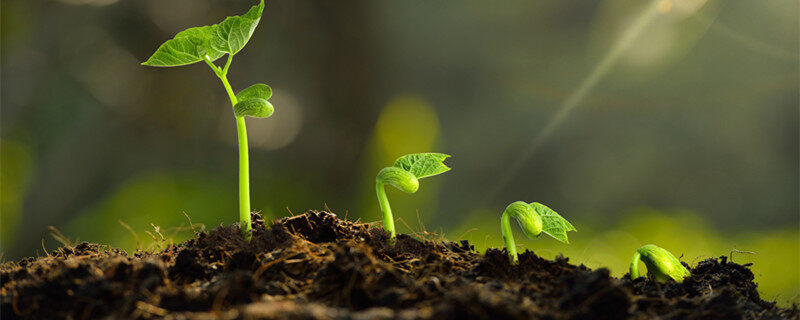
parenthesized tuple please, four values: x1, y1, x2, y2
(234, 116, 251, 240)
(218, 72, 238, 106)
(500, 211, 517, 263)
(206, 56, 252, 241)
(376, 182, 396, 239)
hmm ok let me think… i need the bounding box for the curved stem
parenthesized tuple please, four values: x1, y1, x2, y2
(629, 251, 642, 279)
(376, 182, 395, 239)
(206, 56, 252, 241)
(500, 211, 517, 263)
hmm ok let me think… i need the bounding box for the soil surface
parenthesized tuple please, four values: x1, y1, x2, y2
(2, 211, 797, 319)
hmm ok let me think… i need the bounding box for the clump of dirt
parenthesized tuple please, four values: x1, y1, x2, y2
(1, 211, 796, 319)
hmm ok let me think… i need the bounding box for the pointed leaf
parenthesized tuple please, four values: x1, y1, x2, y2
(530, 202, 576, 243)
(211, 0, 265, 55)
(234, 98, 274, 118)
(236, 83, 272, 102)
(142, 26, 224, 67)
(393, 153, 451, 179)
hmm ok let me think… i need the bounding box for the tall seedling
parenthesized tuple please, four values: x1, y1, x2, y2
(143, 0, 272, 240)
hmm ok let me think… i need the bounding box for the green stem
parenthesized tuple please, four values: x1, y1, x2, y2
(500, 211, 517, 263)
(376, 182, 396, 239)
(206, 55, 252, 241)
(629, 251, 642, 279)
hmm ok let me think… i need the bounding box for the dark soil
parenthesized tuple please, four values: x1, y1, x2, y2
(2, 211, 797, 319)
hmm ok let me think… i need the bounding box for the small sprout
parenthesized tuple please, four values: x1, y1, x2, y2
(376, 153, 451, 240)
(629, 244, 691, 283)
(142, 0, 269, 241)
(500, 201, 576, 264)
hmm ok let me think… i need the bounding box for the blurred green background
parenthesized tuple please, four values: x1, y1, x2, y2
(1, 0, 798, 305)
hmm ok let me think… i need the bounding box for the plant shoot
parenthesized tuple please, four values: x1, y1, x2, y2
(376, 153, 451, 240)
(629, 244, 691, 283)
(142, 0, 271, 241)
(500, 201, 576, 263)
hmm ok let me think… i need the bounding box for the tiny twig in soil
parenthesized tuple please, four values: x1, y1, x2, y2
(182, 211, 197, 235)
(48, 226, 76, 247)
(118, 219, 141, 251)
(41, 239, 49, 257)
(729, 248, 756, 263)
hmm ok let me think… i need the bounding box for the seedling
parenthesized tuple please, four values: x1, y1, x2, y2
(500, 201, 576, 263)
(376, 153, 451, 240)
(629, 244, 691, 283)
(142, 0, 271, 241)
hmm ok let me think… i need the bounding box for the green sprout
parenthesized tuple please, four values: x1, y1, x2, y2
(500, 201, 576, 263)
(142, 0, 270, 241)
(376, 153, 451, 240)
(629, 244, 691, 283)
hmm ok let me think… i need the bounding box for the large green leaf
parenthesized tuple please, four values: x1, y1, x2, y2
(211, 0, 265, 55)
(142, 26, 223, 67)
(236, 83, 272, 102)
(142, 0, 265, 67)
(393, 153, 451, 179)
(234, 99, 273, 118)
(530, 202, 576, 243)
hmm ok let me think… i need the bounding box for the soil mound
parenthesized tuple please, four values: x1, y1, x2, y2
(2, 211, 796, 319)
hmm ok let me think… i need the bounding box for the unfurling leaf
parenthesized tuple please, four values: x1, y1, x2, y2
(393, 153, 451, 179)
(142, 0, 265, 67)
(530, 202, 576, 243)
(236, 83, 272, 102)
(234, 99, 273, 118)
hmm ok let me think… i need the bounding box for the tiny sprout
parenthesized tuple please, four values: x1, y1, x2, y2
(376, 153, 451, 240)
(142, 0, 269, 241)
(500, 201, 576, 263)
(629, 244, 691, 283)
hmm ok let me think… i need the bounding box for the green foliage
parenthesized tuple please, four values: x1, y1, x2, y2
(501, 201, 575, 263)
(376, 153, 451, 240)
(393, 153, 451, 179)
(142, 0, 264, 67)
(532, 202, 577, 244)
(629, 244, 691, 283)
(236, 83, 273, 101)
(142, 0, 269, 241)
(210, 1, 265, 55)
(234, 84, 274, 118)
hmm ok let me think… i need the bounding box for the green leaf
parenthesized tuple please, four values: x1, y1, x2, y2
(236, 83, 272, 102)
(142, 26, 224, 67)
(530, 202, 576, 243)
(142, 0, 265, 67)
(211, 0, 265, 55)
(234, 99, 274, 118)
(393, 153, 451, 179)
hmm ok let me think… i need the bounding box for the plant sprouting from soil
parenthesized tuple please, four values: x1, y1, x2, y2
(629, 244, 691, 283)
(500, 201, 576, 263)
(142, 0, 270, 241)
(376, 153, 451, 240)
